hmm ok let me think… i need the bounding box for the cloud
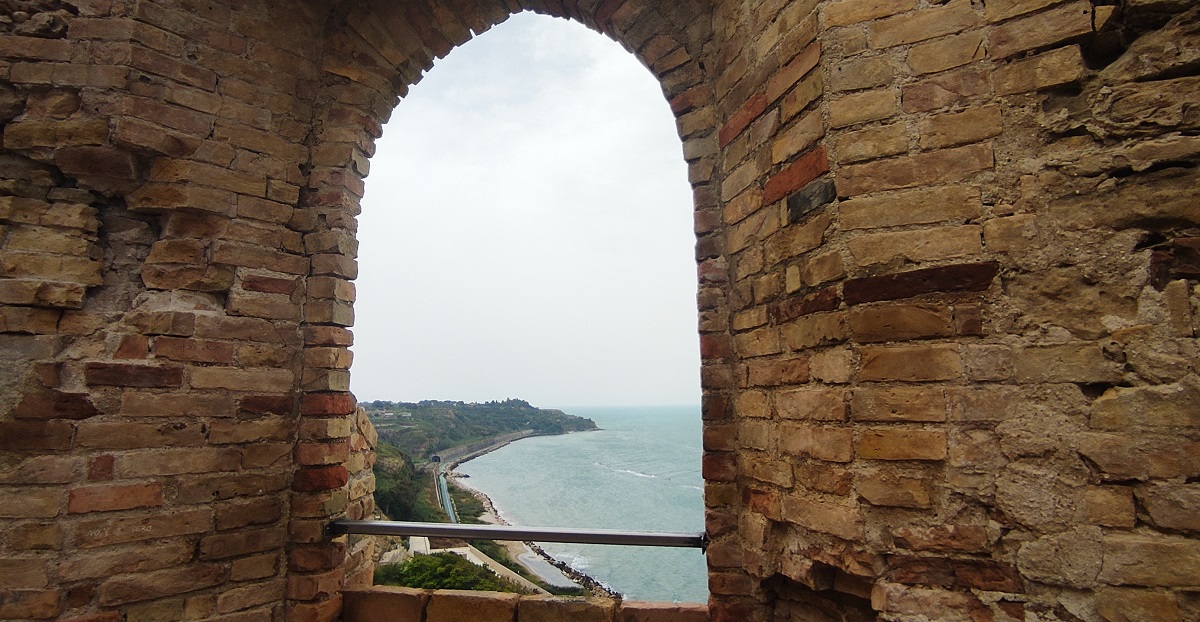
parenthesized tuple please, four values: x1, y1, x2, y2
(351, 13, 699, 408)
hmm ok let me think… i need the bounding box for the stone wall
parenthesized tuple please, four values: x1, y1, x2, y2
(701, 1, 1200, 620)
(344, 587, 707, 622)
(0, 0, 1196, 621)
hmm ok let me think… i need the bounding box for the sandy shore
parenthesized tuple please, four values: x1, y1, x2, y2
(448, 473, 620, 598)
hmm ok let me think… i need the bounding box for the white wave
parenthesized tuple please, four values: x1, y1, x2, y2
(614, 468, 658, 478)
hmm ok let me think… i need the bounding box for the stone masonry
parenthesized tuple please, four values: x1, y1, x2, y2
(0, 0, 1197, 621)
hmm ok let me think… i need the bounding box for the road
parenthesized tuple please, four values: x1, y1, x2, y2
(434, 462, 458, 523)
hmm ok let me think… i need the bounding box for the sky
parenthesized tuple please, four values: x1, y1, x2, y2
(349, 13, 701, 409)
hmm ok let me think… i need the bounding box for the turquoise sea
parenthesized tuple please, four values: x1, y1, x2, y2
(455, 405, 707, 603)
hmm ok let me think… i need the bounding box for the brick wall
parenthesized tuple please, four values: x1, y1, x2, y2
(0, 0, 1197, 621)
(702, 0, 1200, 620)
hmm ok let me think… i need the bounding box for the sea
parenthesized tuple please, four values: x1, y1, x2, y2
(455, 405, 708, 603)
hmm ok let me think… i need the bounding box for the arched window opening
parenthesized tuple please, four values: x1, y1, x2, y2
(350, 13, 706, 603)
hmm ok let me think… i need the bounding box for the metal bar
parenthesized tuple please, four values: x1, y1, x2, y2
(325, 519, 707, 550)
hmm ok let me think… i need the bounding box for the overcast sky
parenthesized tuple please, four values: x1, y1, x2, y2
(349, 13, 701, 408)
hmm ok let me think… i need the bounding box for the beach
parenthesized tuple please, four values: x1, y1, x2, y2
(448, 471, 618, 595)
(451, 406, 708, 603)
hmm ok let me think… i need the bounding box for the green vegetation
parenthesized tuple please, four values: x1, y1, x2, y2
(468, 539, 586, 597)
(372, 448, 442, 522)
(367, 398, 596, 595)
(448, 482, 486, 523)
(373, 553, 526, 593)
(363, 398, 597, 460)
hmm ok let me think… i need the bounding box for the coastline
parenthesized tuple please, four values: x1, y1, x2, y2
(440, 427, 601, 472)
(448, 470, 621, 599)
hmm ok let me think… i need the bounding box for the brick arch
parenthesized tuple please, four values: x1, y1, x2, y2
(290, 0, 724, 617)
(6, 1, 1194, 621)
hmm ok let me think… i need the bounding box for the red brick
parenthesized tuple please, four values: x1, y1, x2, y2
(746, 357, 810, 386)
(0, 420, 75, 451)
(84, 363, 183, 388)
(620, 601, 708, 622)
(301, 392, 356, 416)
(240, 395, 294, 415)
(763, 146, 829, 205)
(68, 483, 163, 513)
(153, 336, 235, 364)
(703, 453, 737, 482)
(700, 334, 733, 360)
(770, 286, 840, 323)
(0, 589, 62, 620)
(114, 334, 150, 359)
(719, 93, 768, 147)
(287, 543, 345, 572)
(892, 525, 987, 552)
(843, 262, 999, 305)
(88, 455, 114, 481)
(54, 146, 140, 181)
(292, 466, 349, 492)
(12, 391, 98, 420)
(242, 274, 300, 295)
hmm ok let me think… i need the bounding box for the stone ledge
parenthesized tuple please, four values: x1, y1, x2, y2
(343, 588, 708, 622)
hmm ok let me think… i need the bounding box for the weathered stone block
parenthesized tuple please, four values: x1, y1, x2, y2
(619, 601, 707, 622)
(907, 31, 986, 75)
(857, 471, 931, 507)
(1138, 483, 1200, 531)
(1090, 378, 1200, 429)
(1096, 587, 1184, 622)
(851, 386, 946, 421)
(858, 344, 962, 381)
(98, 564, 226, 606)
(190, 367, 294, 392)
(780, 495, 863, 539)
(200, 527, 286, 561)
(828, 88, 897, 128)
(918, 106, 1002, 150)
(989, 0, 1094, 59)
(0, 589, 62, 620)
(782, 312, 846, 349)
(892, 524, 987, 552)
(1017, 527, 1103, 588)
(833, 122, 907, 164)
(337, 589, 425, 622)
(829, 55, 892, 92)
(857, 429, 947, 460)
(836, 142, 993, 196)
(426, 590, 520, 622)
(74, 509, 211, 548)
(1100, 534, 1200, 587)
(780, 423, 853, 462)
(1014, 344, 1124, 384)
(995, 45, 1086, 95)
(824, 0, 916, 27)
(869, 0, 980, 48)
